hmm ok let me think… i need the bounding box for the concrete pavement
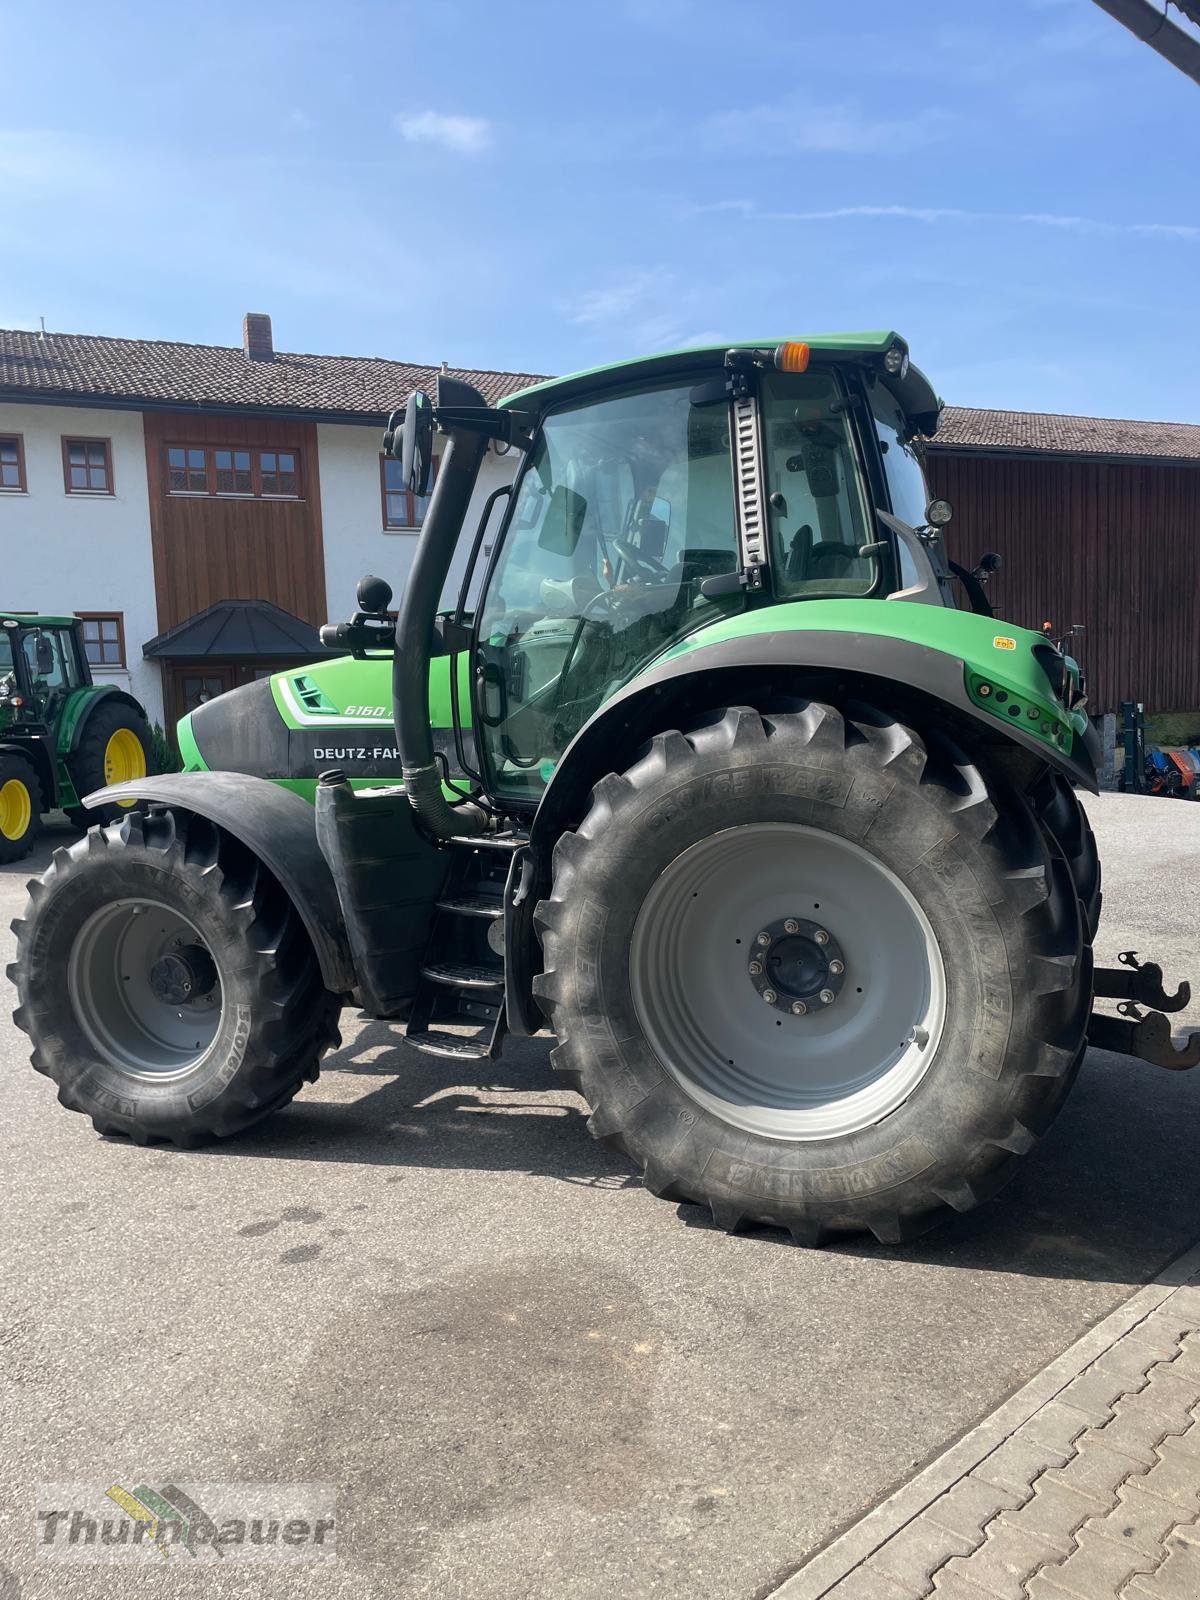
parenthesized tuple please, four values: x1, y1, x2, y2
(1, 792, 1198, 1598)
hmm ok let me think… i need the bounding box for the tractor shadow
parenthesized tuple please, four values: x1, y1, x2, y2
(202, 1021, 1200, 1284)
(202, 1018, 640, 1192)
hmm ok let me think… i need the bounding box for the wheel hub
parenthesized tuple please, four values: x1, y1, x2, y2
(149, 944, 218, 1006)
(747, 916, 846, 1014)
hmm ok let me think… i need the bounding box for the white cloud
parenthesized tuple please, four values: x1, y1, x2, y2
(566, 270, 672, 326)
(703, 100, 951, 156)
(681, 199, 1200, 241)
(394, 109, 492, 156)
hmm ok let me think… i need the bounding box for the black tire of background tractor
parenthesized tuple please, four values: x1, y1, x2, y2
(0, 752, 43, 864)
(65, 701, 155, 829)
(533, 702, 1093, 1245)
(9, 808, 342, 1145)
(1031, 770, 1102, 941)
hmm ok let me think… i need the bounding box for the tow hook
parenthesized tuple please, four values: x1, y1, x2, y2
(1088, 952, 1200, 1070)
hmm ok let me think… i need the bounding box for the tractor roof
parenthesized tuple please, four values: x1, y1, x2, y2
(500, 332, 943, 434)
(1, 613, 77, 628)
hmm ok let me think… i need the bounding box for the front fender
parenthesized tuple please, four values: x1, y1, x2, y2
(83, 772, 356, 995)
(531, 624, 1099, 848)
(63, 686, 148, 752)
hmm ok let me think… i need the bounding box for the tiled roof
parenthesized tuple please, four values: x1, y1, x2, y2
(932, 404, 1200, 462)
(0, 327, 547, 418)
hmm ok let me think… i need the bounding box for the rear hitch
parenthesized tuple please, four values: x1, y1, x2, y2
(1093, 951, 1190, 1013)
(1088, 952, 1199, 1069)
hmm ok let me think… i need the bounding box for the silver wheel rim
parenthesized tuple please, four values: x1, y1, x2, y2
(67, 899, 223, 1079)
(629, 823, 947, 1140)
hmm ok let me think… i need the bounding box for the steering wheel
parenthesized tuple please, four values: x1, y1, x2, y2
(808, 542, 865, 572)
(611, 538, 668, 580)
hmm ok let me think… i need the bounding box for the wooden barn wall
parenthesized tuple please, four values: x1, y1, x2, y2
(142, 411, 327, 635)
(925, 451, 1200, 714)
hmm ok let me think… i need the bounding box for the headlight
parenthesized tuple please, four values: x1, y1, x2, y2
(884, 343, 910, 378)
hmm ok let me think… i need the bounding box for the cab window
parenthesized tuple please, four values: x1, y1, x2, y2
(761, 372, 876, 597)
(476, 377, 741, 799)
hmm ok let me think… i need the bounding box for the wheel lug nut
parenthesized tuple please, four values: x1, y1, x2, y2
(819, 987, 835, 1005)
(783, 918, 799, 934)
(814, 928, 829, 945)
(756, 932, 771, 947)
(791, 1000, 807, 1015)
(748, 960, 763, 976)
(828, 959, 844, 976)
(762, 988, 778, 1004)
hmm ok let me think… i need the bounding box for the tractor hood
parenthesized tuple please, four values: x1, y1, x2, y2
(178, 652, 471, 801)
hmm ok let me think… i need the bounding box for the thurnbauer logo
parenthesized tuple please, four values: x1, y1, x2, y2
(37, 1482, 335, 1562)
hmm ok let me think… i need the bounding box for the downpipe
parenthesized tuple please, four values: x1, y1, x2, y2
(394, 427, 489, 840)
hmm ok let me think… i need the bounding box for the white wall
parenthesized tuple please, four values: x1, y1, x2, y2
(0, 402, 164, 723)
(316, 422, 518, 623)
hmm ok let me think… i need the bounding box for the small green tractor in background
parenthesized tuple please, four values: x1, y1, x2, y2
(11, 335, 1198, 1244)
(0, 613, 153, 861)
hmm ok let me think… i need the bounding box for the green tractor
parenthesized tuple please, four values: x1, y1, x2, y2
(12, 335, 1198, 1243)
(0, 613, 153, 861)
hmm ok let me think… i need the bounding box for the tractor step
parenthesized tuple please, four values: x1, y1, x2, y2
(405, 1030, 493, 1061)
(435, 893, 504, 920)
(420, 960, 503, 991)
(404, 839, 516, 1062)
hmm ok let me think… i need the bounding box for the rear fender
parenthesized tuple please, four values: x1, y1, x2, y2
(82, 772, 356, 995)
(61, 685, 146, 752)
(531, 629, 1100, 849)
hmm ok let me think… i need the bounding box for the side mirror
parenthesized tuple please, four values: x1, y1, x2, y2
(35, 634, 54, 675)
(401, 391, 434, 497)
(977, 551, 1002, 577)
(537, 485, 589, 556)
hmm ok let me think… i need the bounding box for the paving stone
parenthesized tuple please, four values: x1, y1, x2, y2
(998, 1476, 1102, 1557)
(1022, 1400, 1094, 1457)
(1059, 1365, 1142, 1426)
(926, 1475, 1025, 1543)
(1036, 1525, 1159, 1597)
(1136, 1304, 1198, 1348)
(1093, 1339, 1178, 1390)
(939, 1521, 1059, 1600)
(1094, 1380, 1196, 1468)
(1124, 1537, 1200, 1600)
(1135, 1439, 1200, 1512)
(1022, 1577, 1080, 1600)
(1038, 1434, 1143, 1506)
(1167, 1337, 1200, 1384)
(1081, 1478, 1191, 1558)
(972, 1435, 1072, 1499)
(823, 1567, 911, 1600)
(866, 1517, 978, 1590)
(932, 1571, 1009, 1600)
(1163, 1286, 1200, 1323)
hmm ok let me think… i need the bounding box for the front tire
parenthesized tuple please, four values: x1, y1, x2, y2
(10, 808, 341, 1144)
(534, 703, 1092, 1244)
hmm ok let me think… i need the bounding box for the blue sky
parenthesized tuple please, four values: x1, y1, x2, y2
(3, 0, 1198, 420)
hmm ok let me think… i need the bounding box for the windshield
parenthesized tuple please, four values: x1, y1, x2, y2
(761, 371, 877, 597)
(475, 377, 741, 799)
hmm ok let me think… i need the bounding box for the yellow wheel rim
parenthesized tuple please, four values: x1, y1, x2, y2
(0, 777, 32, 841)
(103, 728, 147, 806)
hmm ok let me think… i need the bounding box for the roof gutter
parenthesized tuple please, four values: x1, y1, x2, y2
(0, 389, 394, 427)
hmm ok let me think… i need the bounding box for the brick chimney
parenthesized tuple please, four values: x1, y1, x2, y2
(242, 312, 273, 361)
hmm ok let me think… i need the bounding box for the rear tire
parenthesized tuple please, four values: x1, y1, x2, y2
(0, 751, 43, 864)
(10, 808, 341, 1144)
(66, 701, 154, 829)
(533, 702, 1092, 1244)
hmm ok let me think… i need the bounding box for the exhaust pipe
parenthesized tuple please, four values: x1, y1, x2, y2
(393, 412, 489, 839)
